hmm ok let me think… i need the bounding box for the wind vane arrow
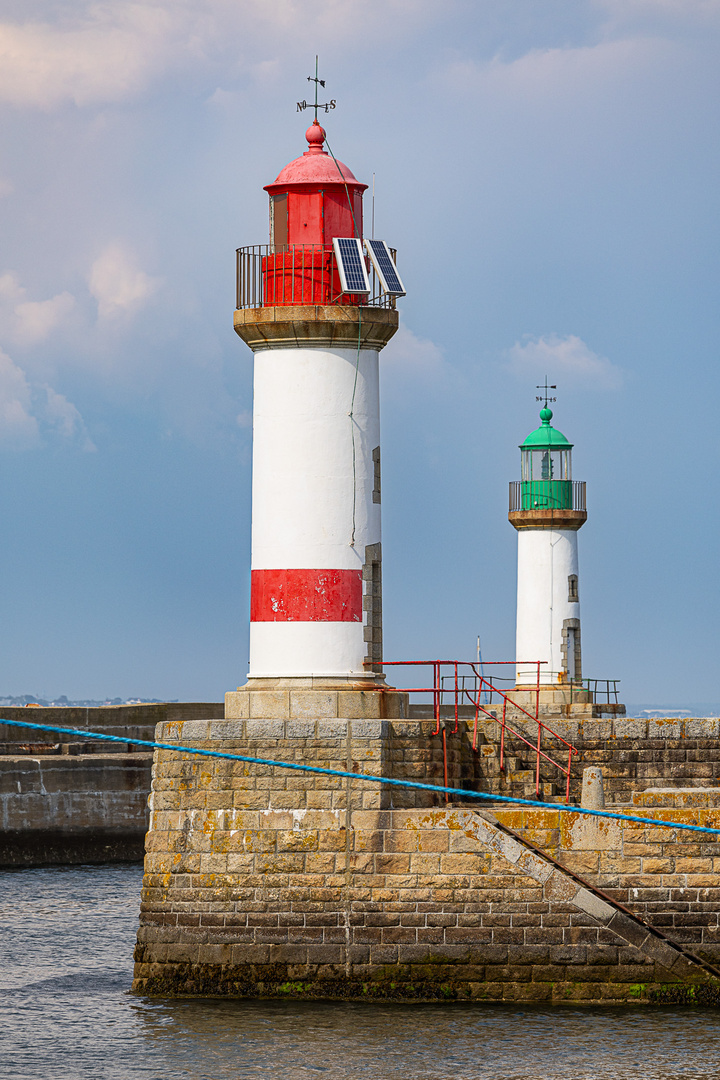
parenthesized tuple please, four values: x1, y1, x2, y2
(296, 56, 336, 120)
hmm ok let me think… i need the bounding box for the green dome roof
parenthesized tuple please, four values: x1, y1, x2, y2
(520, 407, 573, 450)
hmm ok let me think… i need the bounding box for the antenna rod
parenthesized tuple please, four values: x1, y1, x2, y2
(372, 173, 375, 240)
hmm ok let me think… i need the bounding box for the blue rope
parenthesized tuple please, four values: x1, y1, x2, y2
(3, 715, 720, 836)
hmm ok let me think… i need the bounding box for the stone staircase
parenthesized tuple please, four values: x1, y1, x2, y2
(474, 718, 720, 805)
(406, 704, 577, 803)
(471, 736, 571, 803)
(430, 710, 720, 807)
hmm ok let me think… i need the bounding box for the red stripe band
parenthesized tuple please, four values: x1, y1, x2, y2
(251, 568, 362, 622)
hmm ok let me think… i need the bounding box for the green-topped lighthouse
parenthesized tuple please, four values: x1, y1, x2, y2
(509, 392, 587, 688)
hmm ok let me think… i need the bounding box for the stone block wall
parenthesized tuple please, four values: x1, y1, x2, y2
(494, 792, 720, 963)
(0, 702, 222, 866)
(0, 702, 224, 750)
(133, 710, 720, 1003)
(0, 753, 153, 865)
(222, 686, 481, 809)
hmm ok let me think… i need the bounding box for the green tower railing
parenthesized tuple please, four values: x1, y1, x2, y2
(510, 480, 586, 513)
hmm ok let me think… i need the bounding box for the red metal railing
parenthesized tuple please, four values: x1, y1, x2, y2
(382, 660, 580, 803)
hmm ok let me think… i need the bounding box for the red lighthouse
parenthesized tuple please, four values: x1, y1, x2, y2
(231, 108, 404, 687)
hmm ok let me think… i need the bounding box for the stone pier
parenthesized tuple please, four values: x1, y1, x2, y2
(133, 692, 720, 1003)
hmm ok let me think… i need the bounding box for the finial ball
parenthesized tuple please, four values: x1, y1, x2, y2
(306, 121, 326, 151)
(540, 406, 553, 423)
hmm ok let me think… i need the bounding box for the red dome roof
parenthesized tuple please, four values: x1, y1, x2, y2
(264, 121, 367, 194)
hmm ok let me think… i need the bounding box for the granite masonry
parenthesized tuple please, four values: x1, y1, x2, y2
(0, 703, 221, 866)
(132, 689, 720, 1004)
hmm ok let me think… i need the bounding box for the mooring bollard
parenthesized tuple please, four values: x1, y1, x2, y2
(581, 765, 605, 809)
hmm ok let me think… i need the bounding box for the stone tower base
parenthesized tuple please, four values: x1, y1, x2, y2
(507, 684, 625, 720)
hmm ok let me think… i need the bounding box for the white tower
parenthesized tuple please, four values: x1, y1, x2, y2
(233, 119, 401, 684)
(509, 402, 587, 688)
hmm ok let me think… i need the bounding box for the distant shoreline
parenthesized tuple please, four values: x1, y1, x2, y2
(0, 695, 178, 708)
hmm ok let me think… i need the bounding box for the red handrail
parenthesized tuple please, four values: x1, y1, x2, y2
(382, 660, 580, 803)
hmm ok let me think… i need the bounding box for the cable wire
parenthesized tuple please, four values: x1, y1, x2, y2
(324, 132, 364, 547)
(348, 307, 362, 547)
(323, 134, 360, 240)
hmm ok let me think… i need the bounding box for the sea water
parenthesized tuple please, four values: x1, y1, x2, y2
(1, 864, 720, 1080)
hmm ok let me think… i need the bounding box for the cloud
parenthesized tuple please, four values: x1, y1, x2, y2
(0, 1, 446, 110)
(14, 292, 76, 345)
(382, 323, 447, 380)
(0, 272, 76, 345)
(41, 384, 96, 451)
(507, 333, 623, 390)
(597, 0, 720, 28)
(440, 34, 674, 113)
(0, 348, 40, 447)
(0, 271, 23, 306)
(433, 0, 716, 126)
(0, 345, 94, 451)
(0, 0, 706, 116)
(0, 6, 177, 109)
(88, 243, 161, 320)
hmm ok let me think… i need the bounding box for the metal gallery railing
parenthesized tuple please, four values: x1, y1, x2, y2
(453, 670, 622, 711)
(382, 660, 579, 803)
(509, 479, 586, 513)
(582, 679, 622, 706)
(235, 243, 398, 310)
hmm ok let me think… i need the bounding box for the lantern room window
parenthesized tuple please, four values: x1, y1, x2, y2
(521, 447, 572, 482)
(270, 194, 288, 249)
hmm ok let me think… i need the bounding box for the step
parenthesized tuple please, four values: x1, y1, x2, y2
(503, 770, 534, 784)
(521, 782, 558, 800)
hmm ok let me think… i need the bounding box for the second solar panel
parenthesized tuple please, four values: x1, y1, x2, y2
(364, 239, 406, 297)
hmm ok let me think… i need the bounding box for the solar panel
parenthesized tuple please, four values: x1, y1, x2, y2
(332, 237, 370, 295)
(364, 239, 406, 297)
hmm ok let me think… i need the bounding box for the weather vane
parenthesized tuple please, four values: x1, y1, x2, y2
(296, 56, 336, 121)
(536, 377, 557, 409)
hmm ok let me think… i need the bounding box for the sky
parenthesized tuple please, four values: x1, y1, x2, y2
(0, 0, 718, 705)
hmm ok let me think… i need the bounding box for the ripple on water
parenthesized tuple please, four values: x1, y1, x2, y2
(1, 864, 720, 1080)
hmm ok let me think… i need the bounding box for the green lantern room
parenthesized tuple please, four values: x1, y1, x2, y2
(519, 406, 573, 510)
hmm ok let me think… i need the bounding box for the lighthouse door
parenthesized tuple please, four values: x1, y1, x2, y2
(566, 628, 576, 682)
